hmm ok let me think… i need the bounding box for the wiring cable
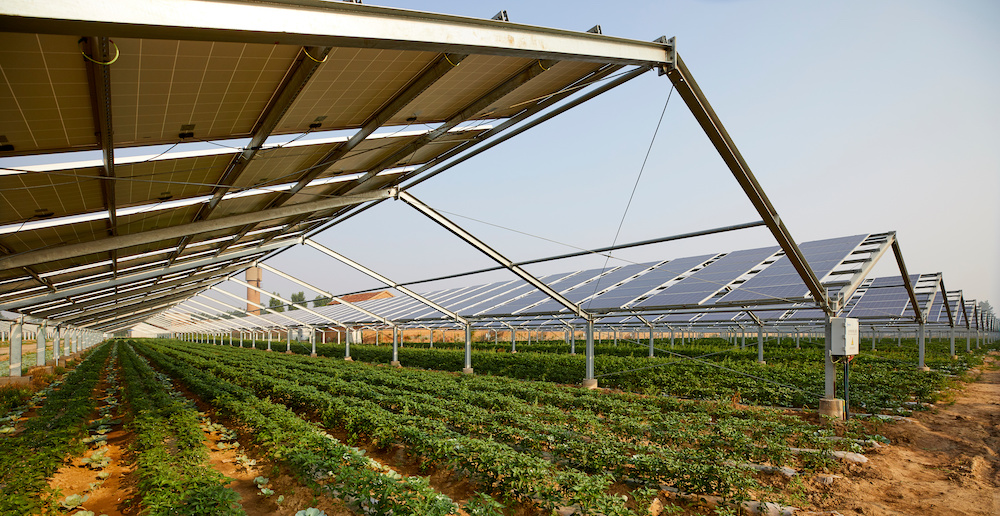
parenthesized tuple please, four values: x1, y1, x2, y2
(79, 39, 120, 65)
(584, 85, 675, 309)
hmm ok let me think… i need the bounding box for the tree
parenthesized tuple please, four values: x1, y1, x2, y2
(313, 295, 332, 307)
(269, 293, 284, 313)
(290, 291, 306, 310)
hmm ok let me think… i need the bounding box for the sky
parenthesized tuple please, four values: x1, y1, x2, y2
(230, 0, 999, 315)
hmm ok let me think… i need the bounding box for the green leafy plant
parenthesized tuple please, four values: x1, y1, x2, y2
(60, 493, 89, 509)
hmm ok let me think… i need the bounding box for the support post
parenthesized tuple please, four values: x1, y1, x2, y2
(344, 328, 352, 361)
(37, 322, 47, 367)
(569, 327, 575, 355)
(391, 326, 400, 367)
(286, 328, 292, 354)
(950, 326, 956, 359)
(582, 320, 597, 389)
(918, 323, 929, 371)
(10, 318, 23, 377)
(648, 324, 655, 358)
(756, 325, 765, 364)
(53, 326, 62, 365)
(819, 316, 845, 420)
(311, 329, 317, 357)
(462, 324, 473, 375)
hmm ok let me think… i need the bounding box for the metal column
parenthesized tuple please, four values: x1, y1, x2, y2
(9, 318, 23, 377)
(918, 323, 928, 371)
(757, 325, 765, 364)
(391, 326, 400, 367)
(37, 322, 47, 367)
(462, 324, 473, 375)
(583, 320, 597, 389)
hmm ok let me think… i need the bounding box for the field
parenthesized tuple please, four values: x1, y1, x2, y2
(0, 337, 996, 515)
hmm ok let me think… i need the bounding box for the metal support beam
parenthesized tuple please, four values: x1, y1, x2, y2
(0, 0, 672, 65)
(664, 54, 830, 315)
(82, 36, 119, 278)
(254, 262, 393, 326)
(890, 239, 924, 325)
(227, 276, 346, 329)
(63, 281, 214, 325)
(398, 191, 591, 321)
(0, 188, 394, 271)
(26, 263, 246, 319)
(1, 242, 283, 312)
(303, 238, 468, 325)
(211, 286, 315, 333)
(168, 45, 334, 265)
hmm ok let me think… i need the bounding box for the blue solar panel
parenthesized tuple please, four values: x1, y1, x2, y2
(636, 246, 779, 308)
(466, 281, 539, 316)
(479, 271, 585, 315)
(449, 280, 519, 313)
(525, 263, 655, 313)
(583, 255, 718, 310)
(846, 275, 920, 319)
(717, 234, 868, 304)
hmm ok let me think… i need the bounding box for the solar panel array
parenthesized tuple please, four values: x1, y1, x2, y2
(846, 275, 919, 319)
(182, 232, 895, 331)
(635, 246, 778, 308)
(587, 255, 717, 310)
(717, 234, 867, 304)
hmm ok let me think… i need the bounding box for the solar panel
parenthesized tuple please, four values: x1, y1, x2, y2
(577, 254, 714, 311)
(717, 234, 868, 304)
(495, 271, 588, 314)
(525, 263, 653, 314)
(846, 275, 919, 319)
(636, 246, 778, 308)
(477, 271, 583, 315)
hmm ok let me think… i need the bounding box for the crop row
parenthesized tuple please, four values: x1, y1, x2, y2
(129, 340, 503, 516)
(0, 343, 109, 513)
(281, 339, 977, 412)
(118, 341, 246, 514)
(141, 339, 844, 506)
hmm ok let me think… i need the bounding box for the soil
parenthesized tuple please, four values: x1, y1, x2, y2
(793, 352, 1000, 516)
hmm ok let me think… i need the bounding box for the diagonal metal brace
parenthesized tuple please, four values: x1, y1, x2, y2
(397, 190, 593, 322)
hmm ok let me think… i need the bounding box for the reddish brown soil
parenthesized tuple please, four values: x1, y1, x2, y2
(47, 356, 138, 516)
(796, 352, 1000, 515)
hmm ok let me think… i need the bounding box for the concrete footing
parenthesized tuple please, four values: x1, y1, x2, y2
(29, 366, 54, 376)
(284, 349, 292, 354)
(0, 376, 31, 387)
(756, 360, 767, 365)
(951, 355, 958, 360)
(344, 357, 353, 362)
(461, 367, 474, 375)
(582, 378, 599, 390)
(390, 361, 401, 368)
(919, 366, 931, 372)
(818, 398, 845, 420)
(310, 353, 318, 357)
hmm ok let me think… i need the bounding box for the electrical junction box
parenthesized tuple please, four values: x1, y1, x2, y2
(830, 317, 859, 356)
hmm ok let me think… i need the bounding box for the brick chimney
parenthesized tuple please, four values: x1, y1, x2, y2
(246, 266, 262, 314)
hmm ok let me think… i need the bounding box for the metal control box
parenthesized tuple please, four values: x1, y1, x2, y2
(830, 317, 859, 356)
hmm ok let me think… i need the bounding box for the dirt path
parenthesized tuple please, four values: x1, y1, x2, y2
(810, 353, 1000, 515)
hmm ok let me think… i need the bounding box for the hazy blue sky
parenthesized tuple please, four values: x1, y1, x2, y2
(202, 1, 999, 316)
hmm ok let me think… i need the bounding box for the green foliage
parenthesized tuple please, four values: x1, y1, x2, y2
(269, 294, 284, 312)
(313, 295, 332, 307)
(289, 291, 306, 310)
(118, 342, 245, 515)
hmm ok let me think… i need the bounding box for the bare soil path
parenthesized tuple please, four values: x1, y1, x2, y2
(807, 352, 1000, 515)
